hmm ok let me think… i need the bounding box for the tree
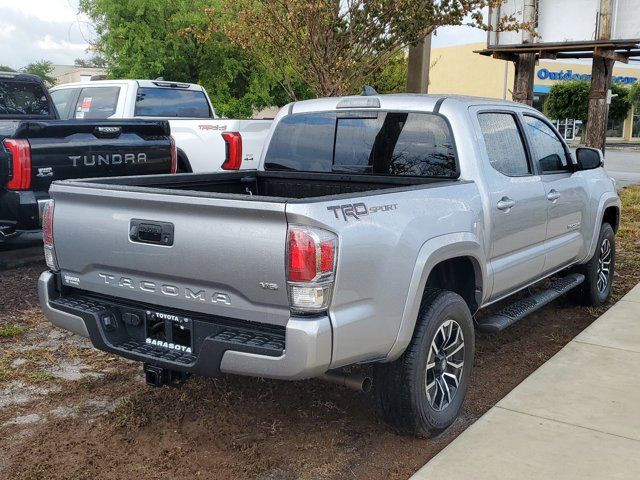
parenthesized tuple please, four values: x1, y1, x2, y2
(628, 81, 640, 106)
(206, 0, 523, 98)
(21, 60, 56, 86)
(369, 51, 408, 94)
(0, 65, 15, 72)
(74, 55, 107, 69)
(79, 0, 305, 117)
(545, 80, 631, 124)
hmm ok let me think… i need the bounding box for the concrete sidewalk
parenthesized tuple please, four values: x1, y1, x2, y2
(411, 284, 640, 480)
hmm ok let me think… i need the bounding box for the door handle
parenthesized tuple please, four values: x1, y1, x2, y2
(547, 190, 561, 202)
(497, 197, 516, 211)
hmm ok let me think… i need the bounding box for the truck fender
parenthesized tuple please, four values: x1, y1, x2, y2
(582, 192, 621, 263)
(384, 232, 488, 362)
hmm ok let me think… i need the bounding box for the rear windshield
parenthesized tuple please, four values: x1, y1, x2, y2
(264, 111, 458, 177)
(0, 79, 52, 117)
(134, 87, 212, 118)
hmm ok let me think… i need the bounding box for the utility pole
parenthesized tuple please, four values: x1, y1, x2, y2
(512, 0, 536, 105)
(585, 0, 615, 152)
(406, 33, 432, 93)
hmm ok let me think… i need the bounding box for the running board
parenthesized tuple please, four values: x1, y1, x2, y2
(476, 273, 585, 334)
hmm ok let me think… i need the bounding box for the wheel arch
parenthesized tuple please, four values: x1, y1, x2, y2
(602, 205, 620, 233)
(583, 194, 621, 262)
(176, 148, 192, 173)
(385, 233, 487, 362)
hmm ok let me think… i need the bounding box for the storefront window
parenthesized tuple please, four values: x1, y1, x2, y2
(633, 113, 640, 138)
(607, 117, 624, 138)
(532, 94, 546, 113)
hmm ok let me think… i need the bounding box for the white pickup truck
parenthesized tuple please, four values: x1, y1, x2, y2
(49, 80, 272, 173)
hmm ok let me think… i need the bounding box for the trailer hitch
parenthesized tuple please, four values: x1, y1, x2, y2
(144, 364, 190, 388)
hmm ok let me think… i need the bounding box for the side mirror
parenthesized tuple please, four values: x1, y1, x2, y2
(575, 147, 604, 171)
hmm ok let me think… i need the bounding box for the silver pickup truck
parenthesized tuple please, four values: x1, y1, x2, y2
(38, 93, 620, 437)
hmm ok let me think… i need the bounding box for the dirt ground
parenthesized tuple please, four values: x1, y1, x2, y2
(2, 186, 639, 480)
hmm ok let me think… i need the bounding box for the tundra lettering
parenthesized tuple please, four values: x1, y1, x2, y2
(69, 153, 147, 167)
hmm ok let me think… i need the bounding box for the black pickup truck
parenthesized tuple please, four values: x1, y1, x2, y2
(0, 72, 176, 240)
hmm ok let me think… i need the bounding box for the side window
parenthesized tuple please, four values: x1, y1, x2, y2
(74, 87, 120, 119)
(478, 113, 530, 176)
(50, 88, 78, 119)
(523, 115, 570, 173)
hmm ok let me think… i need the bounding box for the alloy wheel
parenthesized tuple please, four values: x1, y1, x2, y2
(597, 237, 612, 294)
(425, 319, 465, 411)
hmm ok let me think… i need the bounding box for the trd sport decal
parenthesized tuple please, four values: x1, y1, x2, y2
(327, 202, 398, 221)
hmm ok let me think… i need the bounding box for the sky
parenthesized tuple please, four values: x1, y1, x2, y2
(0, 0, 93, 69)
(0, 0, 488, 69)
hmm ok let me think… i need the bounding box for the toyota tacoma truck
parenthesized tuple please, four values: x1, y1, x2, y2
(50, 79, 272, 173)
(0, 72, 176, 240)
(38, 93, 620, 437)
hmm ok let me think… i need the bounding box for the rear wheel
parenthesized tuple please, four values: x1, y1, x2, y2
(374, 289, 474, 437)
(571, 222, 615, 306)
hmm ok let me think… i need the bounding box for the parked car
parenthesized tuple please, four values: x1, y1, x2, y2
(0, 72, 176, 240)
(38, 93, 620, 437)
(49, 79, 272, 173)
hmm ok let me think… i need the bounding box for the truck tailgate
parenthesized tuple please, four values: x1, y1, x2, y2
(50, 182, 291, 326)
(13, 120, 172, 192)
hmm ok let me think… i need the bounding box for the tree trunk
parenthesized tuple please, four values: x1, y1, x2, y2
(406, 34, 432, 94)
(585, 55, 615, 152)
(512, 53, 536, 106)
(585, 0, 614, 153)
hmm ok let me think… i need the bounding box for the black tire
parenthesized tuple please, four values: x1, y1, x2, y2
(177, 154, 192, 173)
(374, 288, 474, 438)
(570, 222, 615, 307)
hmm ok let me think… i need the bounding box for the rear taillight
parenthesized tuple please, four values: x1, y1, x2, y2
(4, 139, 31, 190)
(221, 132, 242, 170)
(287, 225, 338, 313)
(169, 136, 178, 173)
(42, 200, 59, 272)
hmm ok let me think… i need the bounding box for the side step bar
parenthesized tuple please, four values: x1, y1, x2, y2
(476, 273, 585, 333)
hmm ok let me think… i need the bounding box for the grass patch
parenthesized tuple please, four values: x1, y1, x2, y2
(0, 324, 26, 337)
(0, 340, 126, 387)
(614, 186, 640, 285)
(25, 370, 57, 383)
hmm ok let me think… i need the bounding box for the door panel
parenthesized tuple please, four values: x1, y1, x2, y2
(488, 177, 548, 298)
(522, 115, 588, 273)
(540, 173, 588, 272)
(474, 110, 548, 300)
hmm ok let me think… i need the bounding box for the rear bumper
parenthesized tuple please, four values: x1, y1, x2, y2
(0, 189, 48, 235)
(38, 271, 332, 380)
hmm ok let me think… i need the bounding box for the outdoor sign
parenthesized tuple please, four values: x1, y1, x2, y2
(536, 68, 638, 84)
(488, 0, 640, 46)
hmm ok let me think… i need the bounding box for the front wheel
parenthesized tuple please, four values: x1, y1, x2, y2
(571, 222, 615, 307)
(374, 289, 475, 437)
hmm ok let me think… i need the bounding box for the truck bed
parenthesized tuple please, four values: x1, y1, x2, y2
(56, 170, 453, 201)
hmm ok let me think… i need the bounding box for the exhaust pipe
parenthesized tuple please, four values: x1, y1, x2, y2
(320, 371, 372, 393)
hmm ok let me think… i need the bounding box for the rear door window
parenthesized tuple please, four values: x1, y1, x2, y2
(74, 87, 120, 119)
(478, 112, 531, 176)
(264, 111, 458, 178)
(50, 88, 79, 119)
(134, 88, 212, 118)
(0, 79, 52, 117)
